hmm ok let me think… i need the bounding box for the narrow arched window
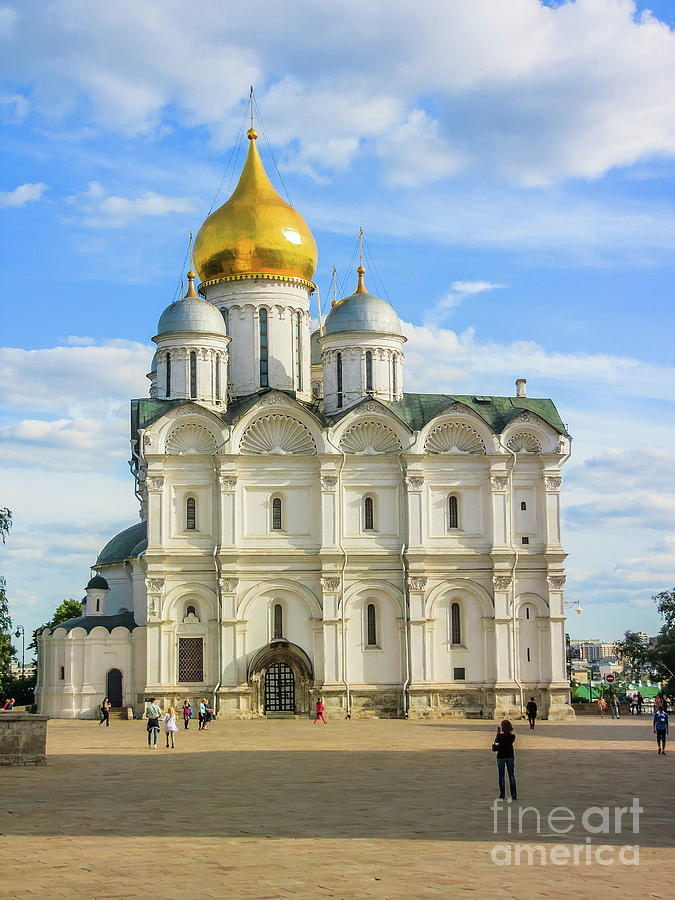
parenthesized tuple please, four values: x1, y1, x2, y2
(190, 351, 197, 399)
(215, 354, 221, 400)
(272, 497, 282, 531)
(364, 496, 374, 531)
(96, 598, 100, 612)
(367, 603, 377, 646)
(336, 352, 343, 408)
(165, 352, 171, 397)
(520, 501, 527, 511)
(448, 495, 459, 529)
(451, 602, 461, 645)
(295, 311, 302, 391)
(186, 497, 196, 530)
(259, 308, 269, 387)
(186, 604, 196, 617)
(59, 665, 65, 680)
(365, 350, 373, 391)
(273, 603, 283, 639)
(392, 354, 397, 397)
(525, 606, 530, 620)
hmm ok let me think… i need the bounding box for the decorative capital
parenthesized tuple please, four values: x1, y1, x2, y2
(147, 596, 160, 617)
(146, 475, 164, 492)
(361, 400, 380, 413)
(143, 434, 152, 447)
(321, 577, 341, 592)
(547, 575, 567, 590)
(320, 475, 338, 491)
(219, 475, 237, 492)
(175, 404, 195, 416)
(408, 576, 427, 592)
(545, 476, 562, 491)
(220, 577, 239, 593)
(146, 578, 164, 594)
(491, 476, 509, 491)
(406, 476, 424, 492)
(493, 575, 512, 591)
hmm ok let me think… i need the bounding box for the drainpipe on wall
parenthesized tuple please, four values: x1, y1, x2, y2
(398, 449, 413, 719)
(210, 428, 231, 717)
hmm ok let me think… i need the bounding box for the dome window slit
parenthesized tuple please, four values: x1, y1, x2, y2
(186, 497, 196, 530)
(366, 350, 373, 392)
(190, 351, 197, 399)
(260, 309, 269, 388)
(165, 352, 171, 397)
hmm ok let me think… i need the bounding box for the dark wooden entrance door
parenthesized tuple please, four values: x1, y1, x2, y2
(264, 662, 295, 713)
(106, 669, 123, 707)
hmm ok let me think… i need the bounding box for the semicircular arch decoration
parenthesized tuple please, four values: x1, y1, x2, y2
(165, 424, 218, 455)
(240, 414, 317, 455)
(339, 421, 402, 455)
(424, 422, 486, 455)
(506, 432, 542, 454)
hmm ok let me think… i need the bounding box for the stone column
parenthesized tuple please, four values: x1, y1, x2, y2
(543, 474, 563, 549)
(219, 577, 239, 687)
(405, 474, 424, 550)
(546, 574, 568, 683)
(320, 577, 341, 685)
(490, 473, 510, 549)
(407, 576, 428, 683)
(218, 473, 237, 549)
(145, 577, 164, 687)
(146, 474, 164, 548)
(320, 472, 339, 550)
(492, 575, 514, 685)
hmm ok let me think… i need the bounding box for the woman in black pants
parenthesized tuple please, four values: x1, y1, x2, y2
(492, 719, 517, 800)
(99, 697, 111, 727)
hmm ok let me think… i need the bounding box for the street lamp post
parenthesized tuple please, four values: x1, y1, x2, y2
(14, 625, 25, 679)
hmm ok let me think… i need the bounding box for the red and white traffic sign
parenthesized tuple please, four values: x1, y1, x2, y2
(605, 673, 616, 684)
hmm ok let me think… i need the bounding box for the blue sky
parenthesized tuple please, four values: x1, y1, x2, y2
(1, 0, 674, 644)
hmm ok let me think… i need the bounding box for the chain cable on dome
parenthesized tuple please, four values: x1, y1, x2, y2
(252, 93, 294, 208)
(362, 234, 393, 305)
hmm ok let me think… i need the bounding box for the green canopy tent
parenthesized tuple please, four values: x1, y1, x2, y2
(573, 682, 661, 701)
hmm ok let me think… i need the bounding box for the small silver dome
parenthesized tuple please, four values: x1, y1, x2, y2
(324, 291, 401, 336)
(310, 329, 321, 365)
(156, 296, 227, 337)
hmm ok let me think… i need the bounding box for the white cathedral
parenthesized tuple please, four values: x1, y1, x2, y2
(36, 125, 574, 721)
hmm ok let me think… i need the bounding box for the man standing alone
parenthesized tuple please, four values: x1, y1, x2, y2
(654, 707, 669, 755)
(526, 697, 537, 730)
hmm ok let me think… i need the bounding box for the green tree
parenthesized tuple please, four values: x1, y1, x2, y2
(615, 631, 653, 681)
(654, 587, 675, 631)
(30, 598, 83, 654)
(0, 508, 14, 694)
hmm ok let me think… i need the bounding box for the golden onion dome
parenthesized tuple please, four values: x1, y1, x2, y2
(193, 129, 318, 287)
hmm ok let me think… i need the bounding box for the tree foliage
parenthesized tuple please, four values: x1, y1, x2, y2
(615, 631, 653, 681)
(30, 598, 83, 654)
(0, 508, 11, 545)
(0, 507, 13, 684)
(654, 587, 675, 631)
(651, 587, 675, 694)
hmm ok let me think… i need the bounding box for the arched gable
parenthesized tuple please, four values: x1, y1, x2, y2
(501, 413, 561, 455)
(427, 578, 494, 619)
(232, 396, 325, 455)
(163, 582, 218, 622)
(144, 404, 228, 456)
(237, 579, 322, 621)
(515, 592, 549, 618)
(330, 402, 411, 454)
(417, 407, 496, 456)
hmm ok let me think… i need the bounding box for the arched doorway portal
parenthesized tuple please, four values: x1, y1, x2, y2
(248, 640, 314, 717)
(106, 668, 123, 707)
(264, 662, 295, 713)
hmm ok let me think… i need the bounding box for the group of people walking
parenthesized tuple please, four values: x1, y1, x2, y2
(142, 697, 215, 747)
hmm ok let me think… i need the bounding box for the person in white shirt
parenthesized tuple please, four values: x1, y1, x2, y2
(163, 706, 179, 749)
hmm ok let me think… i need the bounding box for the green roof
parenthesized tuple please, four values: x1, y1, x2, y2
(97, 521, 147, 566)
(48, 611, 138, 635)
(132, 390, 566, 437)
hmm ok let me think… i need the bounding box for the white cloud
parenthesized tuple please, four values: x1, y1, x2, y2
(68, 181, 194, 227)
(3, 1, 675, 185)
(423, 281, 503, 326)
(0, 182, 47, 207)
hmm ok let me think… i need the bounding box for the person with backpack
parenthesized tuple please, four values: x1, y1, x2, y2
(145, 697, 162, 749)
(525, 697, 537, 730)
(198, 699, 207, 731)
(654, 707, 669, 755)
(492, 720, 517, 801)
(182, 699, 193, 730)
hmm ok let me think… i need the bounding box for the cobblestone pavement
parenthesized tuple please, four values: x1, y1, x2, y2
(1, 716, 673, 898)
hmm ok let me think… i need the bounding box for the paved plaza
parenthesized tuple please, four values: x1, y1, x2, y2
(1, 715, 673, 898)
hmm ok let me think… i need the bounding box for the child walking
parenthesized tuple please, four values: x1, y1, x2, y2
(164, 706, 179, 749)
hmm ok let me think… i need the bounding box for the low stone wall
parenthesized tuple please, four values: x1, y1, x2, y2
(0, 712, 48, 765)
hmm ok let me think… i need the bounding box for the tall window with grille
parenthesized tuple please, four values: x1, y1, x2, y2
(273, 602, 283, 639)
(259, 308, 269, 387)
(215, 354, 221, 400)
(448, 495, 459, 529)
(186, 497, 196, 530)
(272, 496, 282, 530)
(366, 603, 377, 647)
(365, 350, 373, 391)
(364, 496, 374, 530)
(295, 311, 302, 391)
(336, 352, 343, 408)
(451, 602, 461, 645)
(178, 637, 204, 682)
(165, 352, 171, 397)
(190, 351, 197, 399)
